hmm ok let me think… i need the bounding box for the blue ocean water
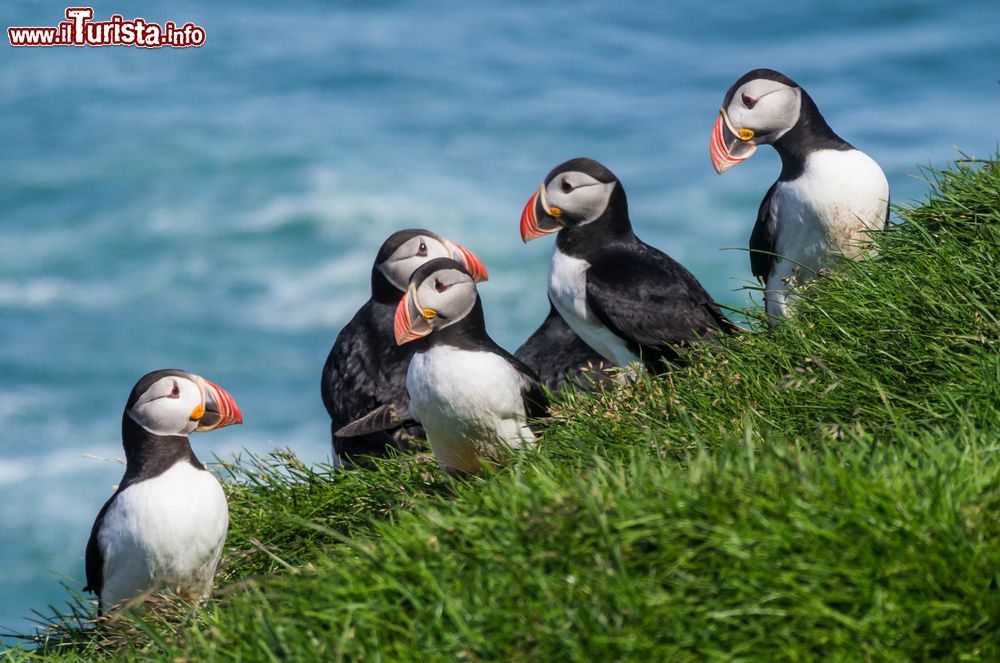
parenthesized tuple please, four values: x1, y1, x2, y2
(0, 0, 996, 637)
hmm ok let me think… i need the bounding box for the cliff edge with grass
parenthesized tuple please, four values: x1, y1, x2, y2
(14, 156, 1000, 661)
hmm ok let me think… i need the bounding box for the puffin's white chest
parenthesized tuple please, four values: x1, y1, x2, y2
(764, 148, 889, 321)
(548, 247, 639, 367)
(772, 148, 888, 270)
(98, 461, 229, 609)
(407, 345, 534, 474)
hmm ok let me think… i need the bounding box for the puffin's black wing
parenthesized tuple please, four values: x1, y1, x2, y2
(585, 243, 731, 367)
(514, 304, 609, 392)
(749, 182, 778, 282)
(335, 403, 408, 438)
(321, 301, 424, 459)
(514, 360, 549, 421)
(84, 495, 117, 605)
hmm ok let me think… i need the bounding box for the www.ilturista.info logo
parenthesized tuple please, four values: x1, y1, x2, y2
(8, 8, 205, 48)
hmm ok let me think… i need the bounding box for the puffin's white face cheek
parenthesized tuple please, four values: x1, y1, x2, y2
(379, 235, 451, 290)
(726, 81, 801, 142)
(544, 172, 615, 225)
(129, 376, 204, 436)
(416, 269, 477, 329)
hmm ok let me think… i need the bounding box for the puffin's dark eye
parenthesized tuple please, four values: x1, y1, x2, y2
(741, 93, 758, 109)
(561, 179, 575, 194)
(434, 278, 447, 293)
(417, 240, 428, 257)
(168, 381, 181, 399)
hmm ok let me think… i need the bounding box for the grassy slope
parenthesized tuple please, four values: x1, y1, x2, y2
(11, 157, 1000, 661)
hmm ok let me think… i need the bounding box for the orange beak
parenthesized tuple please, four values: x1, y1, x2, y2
(444, 240, 489, 282)
(520, 185, 564, 242)
(394, 285, 435, 345)
(710, 109, 757, 174)
(195, 378, 243, 431)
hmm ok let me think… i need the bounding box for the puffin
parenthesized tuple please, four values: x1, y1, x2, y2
(520, 157, 736, 372)
(514, 303, 610, 391)
(710, 68, 890, 324)
(340, 258, 547, 475)
(320, 229, 487, 465)
(84, 369, 242, 614)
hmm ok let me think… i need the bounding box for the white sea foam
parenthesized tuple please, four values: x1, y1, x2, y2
(243, 167, 468, 236)
(0, 449, 118, 488)
(229, 167, 500, 332)
(240, 253, 371, 331)
(0, 278, 120, 310)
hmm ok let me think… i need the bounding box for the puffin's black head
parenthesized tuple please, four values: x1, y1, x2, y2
(393, 258, 480, 345)
(520, 157, 624, 242)
(124, 369, 242, 438)
(371, 229, 487, 299)
(710, 68, 804, 173)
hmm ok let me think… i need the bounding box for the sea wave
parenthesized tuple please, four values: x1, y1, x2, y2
(0, 278, 122, 310)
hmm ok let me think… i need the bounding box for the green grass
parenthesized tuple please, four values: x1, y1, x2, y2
(7, 156, 999, 661)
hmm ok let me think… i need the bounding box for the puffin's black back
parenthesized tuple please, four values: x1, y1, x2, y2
(321, 232, 440, 462)
(321, 300, 424, 460)
(548, 161, 737, 371)
(515, 304, 610, 392)
(583, 238, 736, 370)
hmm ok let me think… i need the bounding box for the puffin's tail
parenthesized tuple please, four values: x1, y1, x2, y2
(335, 404, 406, 438)
(709, 303, 748, 335)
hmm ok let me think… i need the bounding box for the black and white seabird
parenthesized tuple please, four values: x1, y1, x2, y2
(514, 303, 610, 392)
(710, 68, 890, 324)
(520, 157, 736, 372)
(320, 229, 487, 465)
(341, 258, 547, 475)
(84, 369, 243, 614)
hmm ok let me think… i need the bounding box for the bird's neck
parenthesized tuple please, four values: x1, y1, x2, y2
(120, 413, 202, 481)
(427, 297, 495, 352)
(555, 184, 636, 257)
(371, 269, 405, 305)
(773, 90, 851, 181)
